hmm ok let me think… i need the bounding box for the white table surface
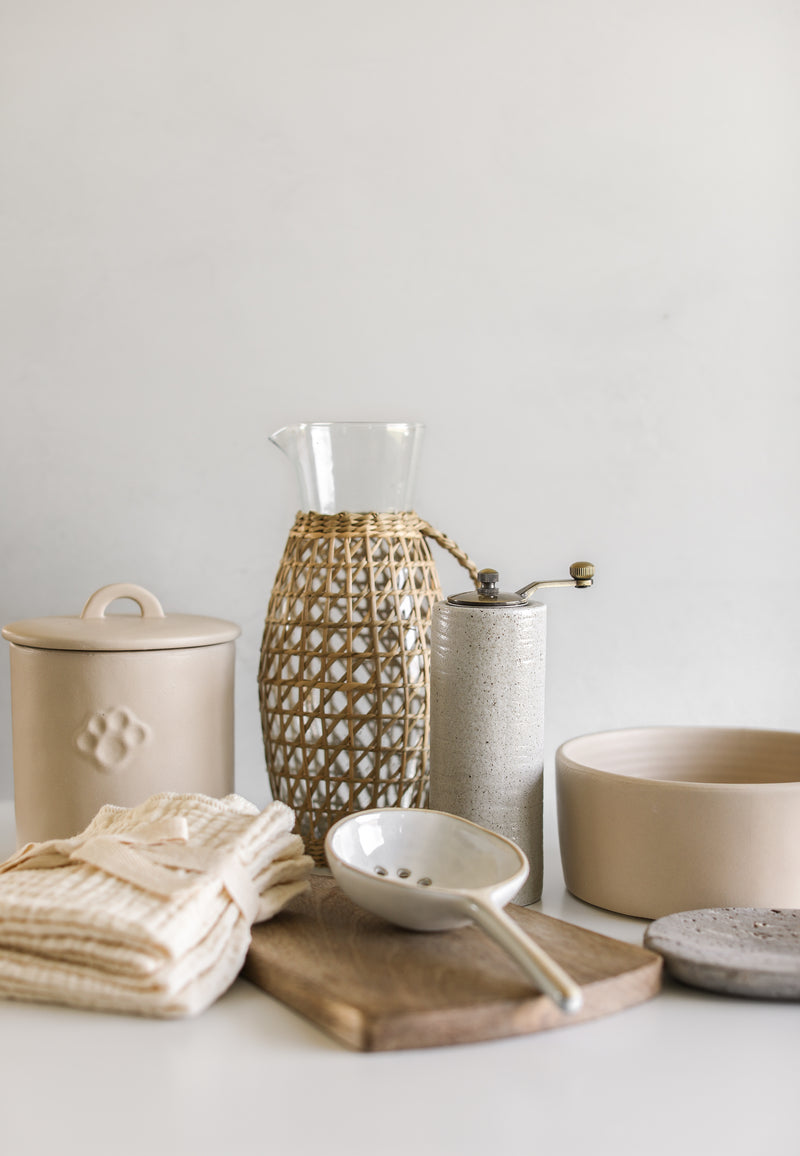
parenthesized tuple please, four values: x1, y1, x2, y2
(0, 795, 796, 1156)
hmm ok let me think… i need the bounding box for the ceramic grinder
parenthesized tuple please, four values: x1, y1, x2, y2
(429, 563, 593, 906)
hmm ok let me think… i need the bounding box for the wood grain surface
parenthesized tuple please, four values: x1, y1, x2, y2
(243, 876, 662, 1051)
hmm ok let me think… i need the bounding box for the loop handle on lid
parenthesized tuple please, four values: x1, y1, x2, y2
(80, 584, 165, 621)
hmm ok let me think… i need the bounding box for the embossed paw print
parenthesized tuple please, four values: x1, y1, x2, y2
(75, 707, 151, 772)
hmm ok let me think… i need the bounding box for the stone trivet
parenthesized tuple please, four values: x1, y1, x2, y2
(644, 908, 800, 1000)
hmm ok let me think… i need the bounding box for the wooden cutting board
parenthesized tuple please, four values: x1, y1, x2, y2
(243, 876, 662, 1051)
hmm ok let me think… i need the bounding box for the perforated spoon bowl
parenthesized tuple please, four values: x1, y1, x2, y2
(325, 808, 583, 1014)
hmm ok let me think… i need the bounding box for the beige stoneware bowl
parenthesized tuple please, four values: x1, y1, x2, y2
(556, 727, 800, 919)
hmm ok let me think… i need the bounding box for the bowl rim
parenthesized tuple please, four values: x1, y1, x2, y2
(555, 725, 800, 791)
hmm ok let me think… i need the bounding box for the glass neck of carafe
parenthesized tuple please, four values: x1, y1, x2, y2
(270, 422, 424, 514)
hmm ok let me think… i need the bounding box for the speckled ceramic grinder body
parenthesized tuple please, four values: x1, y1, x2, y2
(429, 599, 546, 906)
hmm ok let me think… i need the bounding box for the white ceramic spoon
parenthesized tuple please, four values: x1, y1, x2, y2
(325, 808, 583, 1014)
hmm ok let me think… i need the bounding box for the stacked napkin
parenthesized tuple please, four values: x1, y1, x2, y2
(0, 792, 312, 1017)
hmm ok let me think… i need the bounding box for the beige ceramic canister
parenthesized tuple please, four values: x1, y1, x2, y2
(2, 583, 241, 844)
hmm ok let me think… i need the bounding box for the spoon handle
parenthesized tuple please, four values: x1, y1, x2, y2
(467, 897, 583, 1014)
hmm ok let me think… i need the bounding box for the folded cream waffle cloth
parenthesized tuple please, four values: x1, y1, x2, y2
(0, 792, 313, 1018)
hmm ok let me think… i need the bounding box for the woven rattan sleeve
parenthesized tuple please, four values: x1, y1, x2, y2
(258, 512, 477, 863)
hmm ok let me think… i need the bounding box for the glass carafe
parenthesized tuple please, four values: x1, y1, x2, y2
(258, 422, 476, 864)
(270, 421, 423, 513)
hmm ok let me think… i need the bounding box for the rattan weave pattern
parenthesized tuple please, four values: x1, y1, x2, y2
(258, 511, 478, 864)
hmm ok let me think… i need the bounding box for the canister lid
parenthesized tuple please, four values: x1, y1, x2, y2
(1, 583, 241, 652)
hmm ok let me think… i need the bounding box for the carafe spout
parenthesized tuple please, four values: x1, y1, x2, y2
(269, 425, 301, 457)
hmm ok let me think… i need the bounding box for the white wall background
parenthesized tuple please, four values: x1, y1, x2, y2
(1, 0, 798, 807)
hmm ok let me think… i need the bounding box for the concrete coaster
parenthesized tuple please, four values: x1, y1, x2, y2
(644, 908, 800, 1000)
